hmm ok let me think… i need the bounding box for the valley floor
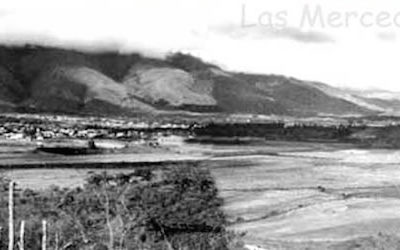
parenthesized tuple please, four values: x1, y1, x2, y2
(211, 148, 400, 249)
(2, 139, 400, 249)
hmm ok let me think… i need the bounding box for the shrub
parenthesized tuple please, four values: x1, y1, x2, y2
(0, 165, 242, 250)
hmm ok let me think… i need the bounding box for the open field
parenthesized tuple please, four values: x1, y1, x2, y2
(210, 150, 400, 249)
(2, 140, 400, 249)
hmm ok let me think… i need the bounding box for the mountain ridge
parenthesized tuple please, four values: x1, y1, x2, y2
(0, 44, 396, 117)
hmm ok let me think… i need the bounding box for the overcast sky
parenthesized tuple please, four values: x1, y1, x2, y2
(1, 0, 400, 91)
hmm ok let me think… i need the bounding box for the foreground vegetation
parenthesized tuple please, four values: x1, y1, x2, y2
(0, 165, 243, 250)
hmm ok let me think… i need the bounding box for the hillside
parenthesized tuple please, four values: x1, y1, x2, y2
(0, 66, 25, 107)
(0, 44, 395, 117)
(123, 64, 216, 109)
(233, 74, 372, 116)
(27, 66, 154, 114)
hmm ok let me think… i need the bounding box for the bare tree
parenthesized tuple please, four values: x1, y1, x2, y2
(103, 184, 114, 250)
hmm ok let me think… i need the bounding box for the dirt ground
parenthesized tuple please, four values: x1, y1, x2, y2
(207, 144, 400, 249)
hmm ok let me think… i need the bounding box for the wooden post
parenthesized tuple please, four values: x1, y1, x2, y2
(42, 220, 47, 250)
(19, 221, 25, 250)
(54, 231, 59, 250)
(0, 227, 3, 248)
(8, 181, 14, 250)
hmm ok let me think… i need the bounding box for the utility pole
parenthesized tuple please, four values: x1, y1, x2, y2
(8, 181, 14, 250)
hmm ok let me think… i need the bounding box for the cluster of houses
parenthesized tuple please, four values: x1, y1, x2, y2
(0, 123, 106, 141)
(0, 117, 191, 146)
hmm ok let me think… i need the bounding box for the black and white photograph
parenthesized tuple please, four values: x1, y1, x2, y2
(1, 0, 400, 249)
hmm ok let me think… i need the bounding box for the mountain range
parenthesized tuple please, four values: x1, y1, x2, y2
(0, 45, 398, 117)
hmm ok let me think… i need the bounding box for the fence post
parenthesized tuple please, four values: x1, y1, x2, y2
(42, 220, 47, 250)
(0, 227, 3, 248)
(55, 231, 59, 250)
(8, 181, 14, 250)
(19, 221, 25, 250)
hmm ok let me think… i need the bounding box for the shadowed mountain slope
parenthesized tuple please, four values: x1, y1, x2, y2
(0, 45, 395, 117)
